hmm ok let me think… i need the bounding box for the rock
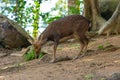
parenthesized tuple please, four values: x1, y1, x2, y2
(0, 15, 33, 49)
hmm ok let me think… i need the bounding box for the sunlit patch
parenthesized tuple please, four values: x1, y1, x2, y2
(83, 58, 94, 62)
(0, 76, 5, 80)
(114, 60, 120, 63)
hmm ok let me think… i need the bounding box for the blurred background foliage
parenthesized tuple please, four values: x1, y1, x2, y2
(0, 0, 83, 38)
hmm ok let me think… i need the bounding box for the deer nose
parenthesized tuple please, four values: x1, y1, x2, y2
(35, 51, 39, 59)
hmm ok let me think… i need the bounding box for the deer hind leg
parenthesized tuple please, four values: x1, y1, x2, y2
(73, 40, 85, 60)
(73, 35, 89, 60)
(79, 36, 89, 58)
(83, 36, 89, 53)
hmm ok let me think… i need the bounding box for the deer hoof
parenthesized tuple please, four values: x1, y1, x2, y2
(72, 54, 84, 60)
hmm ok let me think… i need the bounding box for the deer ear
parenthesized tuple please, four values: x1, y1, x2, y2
(32, 37, 38, 45)
(40, 34, 43, 42)
(33, 34, 43, 46)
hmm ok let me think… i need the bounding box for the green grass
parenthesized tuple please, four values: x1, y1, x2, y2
(84, 74, 94, 80)
(98, 45, 104, 50)
(24, 48, 45, 61)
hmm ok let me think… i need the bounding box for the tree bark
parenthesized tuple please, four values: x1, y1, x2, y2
(84, 0, 106, 31)
(99, 0, 119, 20)
(83, 0, 92, 20)
(84, 0, 120, 36)
(90, 0, 106, 31)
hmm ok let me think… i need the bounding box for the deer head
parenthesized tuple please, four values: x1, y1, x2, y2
(33, 35, 43, 58)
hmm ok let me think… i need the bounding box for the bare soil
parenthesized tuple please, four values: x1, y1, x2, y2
(0, 35, 120, 80)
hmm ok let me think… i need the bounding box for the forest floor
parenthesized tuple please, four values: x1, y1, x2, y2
(0, 35, 120, 80)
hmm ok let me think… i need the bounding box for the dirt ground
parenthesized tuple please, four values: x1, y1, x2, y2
(0, 35, 120, 80)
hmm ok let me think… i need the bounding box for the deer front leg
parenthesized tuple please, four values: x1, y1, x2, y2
(50, 42, 58, 63)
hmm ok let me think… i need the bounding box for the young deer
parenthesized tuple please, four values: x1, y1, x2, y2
(33, 15, 90, 63)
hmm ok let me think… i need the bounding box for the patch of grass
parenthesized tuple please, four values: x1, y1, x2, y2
(84, 74, 94, 80)
(100, 78, 106, 80)
(24, 48, 45, 61)
(69, 43, 79, 48)
(39, 52, 45, 59)
(106, 42, 110, 46)
(98, 45, 104, 50)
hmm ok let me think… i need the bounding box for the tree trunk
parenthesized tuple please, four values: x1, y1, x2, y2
(98, 2, 120, 36)
(83, 0, 92, 20)
(90, 0, 106, 31)
(84, 0, 106, 31)
(84, 0, 120, 36)
(84, 0, 119, 33)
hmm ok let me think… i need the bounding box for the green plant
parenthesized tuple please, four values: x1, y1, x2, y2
(39, 52, 45, 59)
(100, 78, 106, 80)
(84, 74, 94, 80)
(24, 49, 35, 61)
(98, 45, 104, 50)
(24, 48, 45, 61)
